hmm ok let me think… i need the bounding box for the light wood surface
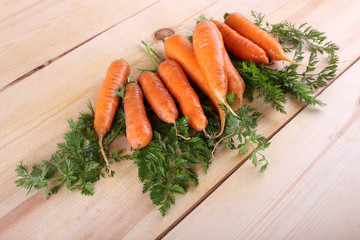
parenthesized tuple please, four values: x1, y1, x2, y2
(0, 0, 359, 239)
(164, 60, 360, 240)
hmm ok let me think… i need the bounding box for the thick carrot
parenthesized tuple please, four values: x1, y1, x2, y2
(94, 59, 130, 173)
(124, 82, 153, 149)
(138, 71, 178, 124)
(211, 19, 269, 64)
(158, 59, 208, 132)
(224, 50, 245, 106)
(192, 20, 237, 117)
(224, 12, 286, 61)
(164, 34, 226, 138)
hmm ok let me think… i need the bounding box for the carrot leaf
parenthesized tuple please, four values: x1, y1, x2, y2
(203, 97, 270, 174)
(14, 102, 130, 199)
(133, 116, 211, 216)
(251, 11, 339, 89)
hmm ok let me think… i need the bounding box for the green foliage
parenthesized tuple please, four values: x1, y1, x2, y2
(234, 61, 287, 113)
(15, 11, 339, 217)
(133, 117, 211, 216)
(235, 11, 339, 112)
(226, 105, 269, 172)
(233, 60, 326, 113)
(15, 102, 131, 199)
(133, 97, 270, 216)
(205, 96, 270, 173)
(267, 19, 339, 89)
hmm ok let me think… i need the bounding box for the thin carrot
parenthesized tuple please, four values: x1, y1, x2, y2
(224, 12, 294, 63)
(157, 59, 208, 133)
(124, 82, 153, 149)
(138, 71, 178, 124)
(139, 41, 207, 134)
(224, 50, 245, 106)
(192, 20, 238, 117)
(211, 19, 269, 65)
(163, 34, 226, 138)
(138, 42, 190, 139)
(94, 59, 130, 174)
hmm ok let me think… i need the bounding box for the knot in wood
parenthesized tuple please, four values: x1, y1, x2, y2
(154, 28, 174, 40)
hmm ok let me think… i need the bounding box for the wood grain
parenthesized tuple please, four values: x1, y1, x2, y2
(0, 0, 159, 89)
(124, 0, 360, 238)
(0, 0, 40, 22)
(164, 60, 360, 240)
(0, 0, 360, 239)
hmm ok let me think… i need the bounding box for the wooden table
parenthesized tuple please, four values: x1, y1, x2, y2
(1, 0, 360, 239)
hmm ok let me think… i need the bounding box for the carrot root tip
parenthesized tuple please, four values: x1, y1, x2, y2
(174, 122, 191, 140)
(98, 138, 112, 177)
(208, 128, 223, 139)
(202, 129, 213, 140)
(224, 102, 239, 118)
(211, 130, 235, 160)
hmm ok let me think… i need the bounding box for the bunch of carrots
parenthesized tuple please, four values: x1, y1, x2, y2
(94, 12, 291, 172)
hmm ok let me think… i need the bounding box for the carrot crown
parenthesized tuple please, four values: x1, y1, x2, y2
(223, 12, 231, 20)
(196, 13, 211, 23)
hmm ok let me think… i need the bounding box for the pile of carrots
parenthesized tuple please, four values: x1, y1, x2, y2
(93, 12, 288, 172)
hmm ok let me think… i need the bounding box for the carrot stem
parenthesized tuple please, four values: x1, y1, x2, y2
(141, 41, 162, 60)
(147, 46, 158, 72)
(197, 13, 210, 22)
(137, 67, 156, 72)
(283, 57, 335, 68)
(141, 41, 164, 74)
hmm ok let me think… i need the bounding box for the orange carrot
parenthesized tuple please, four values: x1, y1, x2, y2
(224, 12, 287, 61)
(192, 20, 237, 117)
(138, 71, 178, 124)
(124, 82, 153, 149)
(211, 19, 269, 64)
(157, 59, 208, 132)
(137, 70, 188, 139)
(94, 59, 130, 173)
(164, 34, 226, 138)
(224, 50, 245, 106)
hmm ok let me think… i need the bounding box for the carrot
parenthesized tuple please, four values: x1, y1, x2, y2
(138, 71, 178, 124)
(211, 19, 269, 64)
(164, 34, 226, 138)
(138, 42, 190, 139)
(224, 12, 291, 62)
(157, 59, 208, 133)
(192, 20, 238, 117)
(139, 41, 208, 136)
(124, 82, 153, 149)
(224, 50, 245, 106)
(94, 59, 130, 174)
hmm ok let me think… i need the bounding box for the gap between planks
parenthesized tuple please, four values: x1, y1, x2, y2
(0, 0, 161, 94)
(156, 56, 360, 239)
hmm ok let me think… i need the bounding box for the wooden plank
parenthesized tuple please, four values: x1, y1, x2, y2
(163, 60, 360, 239)
(123, 0, 360, 238)
(0, 0, 359, 239)
(0, 0, 158, 89)
(0, 0, 229, 238)
(0, 0, 40, 22)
